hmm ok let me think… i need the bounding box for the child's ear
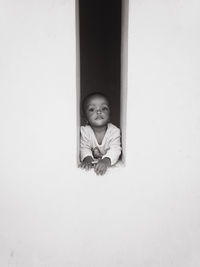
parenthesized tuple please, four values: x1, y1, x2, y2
(83, 117, 89, 125)
(108, 110, 112, 122)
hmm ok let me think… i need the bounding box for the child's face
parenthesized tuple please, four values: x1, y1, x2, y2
(85, 95, 110, 128)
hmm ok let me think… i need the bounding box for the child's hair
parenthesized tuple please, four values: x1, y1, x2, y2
(81, 92, 110, 117)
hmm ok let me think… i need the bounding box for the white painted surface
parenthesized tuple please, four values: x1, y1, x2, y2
(0, 0, 200, 266)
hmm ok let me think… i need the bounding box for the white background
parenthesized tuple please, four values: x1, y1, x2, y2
(0, 0, 200, 266)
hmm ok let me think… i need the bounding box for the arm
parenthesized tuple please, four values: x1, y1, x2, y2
(94, 128, 121, 175)
(80, 127, 94, 170)
(101, 128, 121, 166)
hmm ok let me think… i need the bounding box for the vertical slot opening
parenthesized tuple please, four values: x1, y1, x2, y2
(76, 0, 128, 167)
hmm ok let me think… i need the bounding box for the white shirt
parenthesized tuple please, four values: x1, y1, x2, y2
(80, 123, 121, 166)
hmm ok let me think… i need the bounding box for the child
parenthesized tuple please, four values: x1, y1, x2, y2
(80, 92, 121, 175)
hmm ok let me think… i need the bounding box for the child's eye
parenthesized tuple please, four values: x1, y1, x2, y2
(88, 108, 94, 112)
(102, 106, 109, 111)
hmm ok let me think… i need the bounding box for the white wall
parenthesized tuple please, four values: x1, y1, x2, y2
(0, 0, 200, 266)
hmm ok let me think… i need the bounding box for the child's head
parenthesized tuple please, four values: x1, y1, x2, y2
(82, 92, 110, 127)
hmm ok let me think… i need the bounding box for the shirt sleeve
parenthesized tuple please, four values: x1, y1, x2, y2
(102, 127, 121, 165)
(80, 126, 94, 161)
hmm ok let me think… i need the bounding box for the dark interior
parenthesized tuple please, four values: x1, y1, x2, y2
(79, 0, 122, 127)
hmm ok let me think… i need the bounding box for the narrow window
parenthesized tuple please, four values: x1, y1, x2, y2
(76, 0, 128, 167)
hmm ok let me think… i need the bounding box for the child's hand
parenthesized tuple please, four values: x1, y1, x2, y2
(94, 157, 111, 175)
(81, 156, 94, 171)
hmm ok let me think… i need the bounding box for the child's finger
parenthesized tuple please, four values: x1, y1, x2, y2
(94, 164, 98, 172)
(100, 167, 106, 175)
(82, 163, 88, 170)
(94, 165, 98, 174)
(85, 164, 90, 171)
(95, 165, 104, 175)
(86, 163, 93, 171)
(80, 163, 85, 169)
(95, 165, 101, 175)
(94, 165, 100, 175)
(101, 165, 108, 175)
(100, 169, 106, 175)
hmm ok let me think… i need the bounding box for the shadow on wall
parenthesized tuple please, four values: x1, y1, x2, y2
(79, 0, 122, 128)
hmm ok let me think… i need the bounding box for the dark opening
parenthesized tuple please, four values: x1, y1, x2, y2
(79, 0, 122, 128)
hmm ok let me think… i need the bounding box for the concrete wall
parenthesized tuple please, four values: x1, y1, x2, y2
(0, 0, 200, 266)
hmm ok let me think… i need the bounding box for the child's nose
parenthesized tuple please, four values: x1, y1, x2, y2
(96, 109, 101, 113)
